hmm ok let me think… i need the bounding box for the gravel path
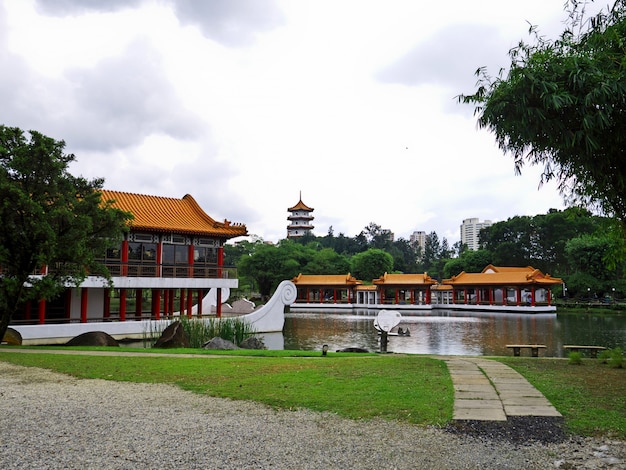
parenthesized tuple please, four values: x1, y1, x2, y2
(0, 362, 624, 469)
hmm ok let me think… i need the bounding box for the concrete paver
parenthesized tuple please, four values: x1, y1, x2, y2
(445, 357, 562, 422)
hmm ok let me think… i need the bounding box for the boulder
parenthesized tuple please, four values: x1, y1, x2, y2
(2, 327, 22, 345)
(239, 336, 266, 350)
(66, 331, 119, 347)
(231, 298, 256, 314)
(153, 321, 190, 349)
(202, 337, 239, 350)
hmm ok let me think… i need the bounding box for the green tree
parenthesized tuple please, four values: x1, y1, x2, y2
(388, 238, 419, 273)
(0, 126, 131, 339)
(481, 216, 534, 266)
(442, 249, 494, 279)
(421, 231, 441, 273)
(564, 233, 626, 298)
(460, 1, 626, 227)
(237, 242, 302, 298)
(303, 248, 350, 274)
(350, 248, 393, 282)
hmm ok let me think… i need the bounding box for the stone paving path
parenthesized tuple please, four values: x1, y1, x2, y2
(445, 357, 562, 421)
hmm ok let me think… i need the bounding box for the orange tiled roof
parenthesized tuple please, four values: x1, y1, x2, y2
(288, 198, 314, 212)
(291, 273, 361, 286)
(373, 272, 437, 286)
(100, 190, 247, 238)
(443, 265, 562, 286)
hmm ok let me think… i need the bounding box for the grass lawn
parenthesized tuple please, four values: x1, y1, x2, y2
(500, 357, 626, 438)
(0, 349, 453, 426)
(1, 348, 624, 438)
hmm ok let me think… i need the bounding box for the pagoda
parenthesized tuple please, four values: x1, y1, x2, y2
(287, 193, 314, 238)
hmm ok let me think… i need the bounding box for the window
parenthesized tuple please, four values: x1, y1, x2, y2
(128, 242, 157, 262)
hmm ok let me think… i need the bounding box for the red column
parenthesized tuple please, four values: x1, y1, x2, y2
(188, 245, 195, 278)
(216, 245, 224, 317)
(531, 287, 536, 306)
(547, 289, 552, 305)
(517, 287, 522, 306)
(119, 289, 127, 321)
(163, 289, 170, 317)
(217, 246, 224, 277)
(464, 288, 468, 304)
(489, 288, 493, 305)
(187, 288, 193, 318)
(426, 287, 431, 304)
(452, 289, 456, 304)
(80, 288, 88, 323)
(152, 289, 161, 320)
(38, 299, 46, 324)
(216, 288, 222, 318)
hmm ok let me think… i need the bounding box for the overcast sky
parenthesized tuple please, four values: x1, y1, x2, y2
(1, 1, 609, 244)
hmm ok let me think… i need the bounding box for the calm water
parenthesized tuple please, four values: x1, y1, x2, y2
(280, 310, 626, 357)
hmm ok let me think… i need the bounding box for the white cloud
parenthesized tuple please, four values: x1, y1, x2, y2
(1, 0, 595, 245)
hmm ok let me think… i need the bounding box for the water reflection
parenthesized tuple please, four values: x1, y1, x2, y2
(281, 310, 626, 357)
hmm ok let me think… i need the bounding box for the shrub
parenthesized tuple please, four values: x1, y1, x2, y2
(568, 351, 583, 365)
(608, 348, 624, 369)
(598, 349, 612, 364)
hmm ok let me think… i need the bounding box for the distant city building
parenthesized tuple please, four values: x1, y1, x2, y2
(410, 231, 426, 259)
(460, 218, 492, 251)
(287, 194, 314, 238)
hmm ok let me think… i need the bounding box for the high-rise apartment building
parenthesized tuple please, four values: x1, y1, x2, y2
(410, 230, 427, 258)
(460, 218, 492, 251)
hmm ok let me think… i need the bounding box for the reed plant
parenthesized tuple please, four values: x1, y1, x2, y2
(177, 316, 256, 348)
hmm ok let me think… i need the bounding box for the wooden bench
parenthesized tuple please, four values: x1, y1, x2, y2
(563, 345, 607, 358)
(506, 344, 547, 357)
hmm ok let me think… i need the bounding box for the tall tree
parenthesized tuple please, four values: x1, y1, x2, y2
(350, 248, 393, 282)
(422, 231, 441, 273)
(303, 248, 350, 274)
(460, 1, 626, 227)
(237, 242, 302, 298)
(0, 126, 131, 339)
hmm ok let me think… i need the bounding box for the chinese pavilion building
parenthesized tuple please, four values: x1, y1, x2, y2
(373, 272, 437, 306)
(287, 194, 314, 238)
(291, 273, 361, 304)
(441, 265, 562, 308)
(11, 190, 247, 338)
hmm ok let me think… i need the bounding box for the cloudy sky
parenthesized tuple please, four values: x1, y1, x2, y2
(1, 1, 607, 244)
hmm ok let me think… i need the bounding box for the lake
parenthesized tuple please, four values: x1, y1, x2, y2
(279, 310, 626, 357)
